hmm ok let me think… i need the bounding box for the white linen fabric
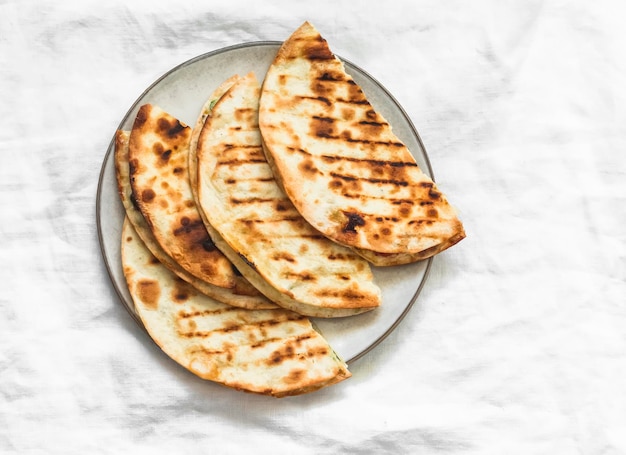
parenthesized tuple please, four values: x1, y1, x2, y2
(1, 0, 625, 453)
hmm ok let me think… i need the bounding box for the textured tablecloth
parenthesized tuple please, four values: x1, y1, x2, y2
(2, 1, 625, 453)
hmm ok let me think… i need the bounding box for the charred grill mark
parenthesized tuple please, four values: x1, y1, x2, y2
(320, 135, 405, 148)
(266, 334, 323, 366)
(342, 211, 365, 233)
(284, 271, 316, 281)
(337, 97, 369, 105)
(329, 172, 408, 187)
(295, 95, 331, 106)
(223, 144, 261, 150)
(160, 149, 172, 162)
(407, 219, 435, 226)
(173, 217, 204, 236)
(327, 252, 359, 261)
(368, 177, 409, 187)
(244, 216, 302, 224)
(375, 216, 400, 223)
(359, 120, 388, 127)
(311, 115, 336, 138)
(299, 158, 320, 175)
(157, 117, 186, 138)
(229, 196, 276, 205)
(429, 189, 441, 200)
(178, 307, 243, 319)
(283, 146, 416, 170)
(420, 181, 441, 200)
(217, 158, 266, 166)
(303, 35, 334, 60)
(225, 176, 275, 184)
(272, 252, 296, 262)
(365, 109, 377, 120)
(317, 71, 345, 81)
(171, 287, 192, 303)
(178, 314, 307, 338)
(280, 234, 326, 240)
(314, 289, 369, 300)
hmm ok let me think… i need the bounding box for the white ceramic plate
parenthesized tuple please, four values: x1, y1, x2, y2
(96, 41, 433, 364)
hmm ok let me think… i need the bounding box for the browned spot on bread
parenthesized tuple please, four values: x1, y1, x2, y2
(234, 108, 255, 123)
(302, 34, 333, 60)
(136, 279, 160, 309)
(284, 369, 306, 385)
(329, 179, 343, 190)
(201, 237, 217, 252)
(298, 158, 319, 176)
(342, 107, 355, 121)
(275, 201, 288, 212)
(171, 284, 191, 303)
(157, 116, 185, 138)
(428, 188, 441, 200)
(310, 115, 335, 138)
(141, 188, 156, 203)
(427, 208, 439, 218)
(153, 142, 164, 155)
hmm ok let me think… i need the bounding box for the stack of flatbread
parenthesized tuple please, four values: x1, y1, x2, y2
(114, 21, 464, 397)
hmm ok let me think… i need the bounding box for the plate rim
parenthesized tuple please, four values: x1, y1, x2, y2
(96, 40, 435, 365)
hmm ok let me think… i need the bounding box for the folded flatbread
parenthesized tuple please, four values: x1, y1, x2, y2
(259, 22, 465, 266)
(193, 72, 382, 318)
(121, 217, 351, 397)
(115, 124, 275, 310)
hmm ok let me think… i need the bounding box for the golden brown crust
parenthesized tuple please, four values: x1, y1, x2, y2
(259, 22, 465, 266)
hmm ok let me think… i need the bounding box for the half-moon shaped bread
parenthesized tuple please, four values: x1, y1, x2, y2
(259, 22, 465, 266)
(194, 72, 382, 318)
(121, 217, 350, 397)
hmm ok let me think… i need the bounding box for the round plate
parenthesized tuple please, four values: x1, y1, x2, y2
(96, 41, 433, 364)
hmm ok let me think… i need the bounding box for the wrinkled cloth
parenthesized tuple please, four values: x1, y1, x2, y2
(1, 1, 625, 453)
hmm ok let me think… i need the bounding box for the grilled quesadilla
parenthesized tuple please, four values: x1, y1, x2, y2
(115, 126, 275, 310)
(259, 22, 465, 266)
(121, 217, 351, 397)
(194, 72, 382, 318)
